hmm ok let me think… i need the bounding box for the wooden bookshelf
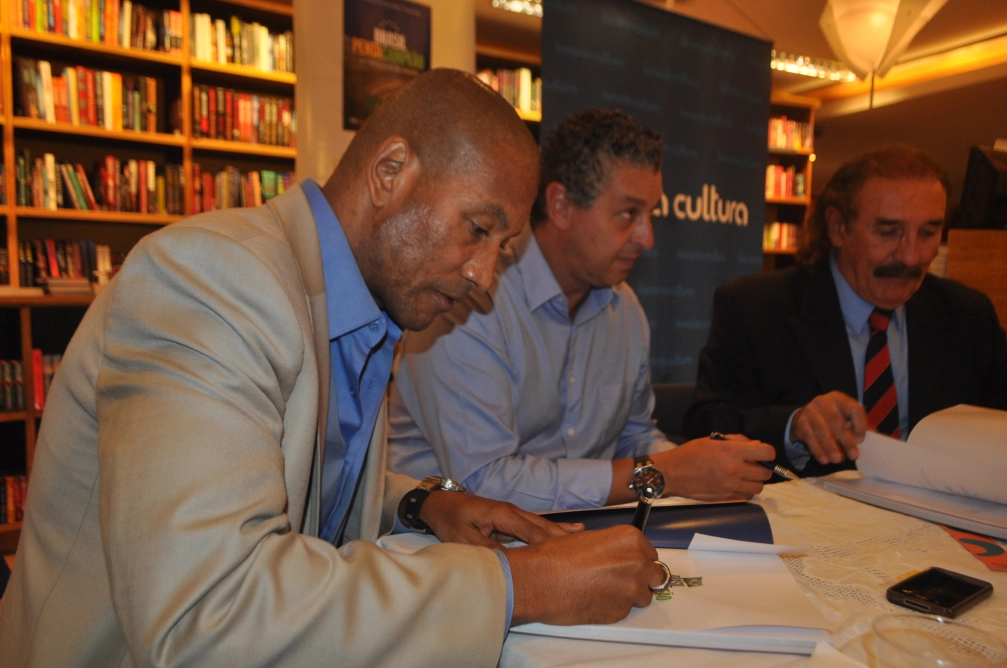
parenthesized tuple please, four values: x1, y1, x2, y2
(763, 93, 819, 271)
(0, 0, 295, 551)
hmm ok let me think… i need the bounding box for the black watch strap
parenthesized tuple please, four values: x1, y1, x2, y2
(397, 476, 468, 534)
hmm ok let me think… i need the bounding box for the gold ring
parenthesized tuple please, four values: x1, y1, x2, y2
(650, 560, 672, 592)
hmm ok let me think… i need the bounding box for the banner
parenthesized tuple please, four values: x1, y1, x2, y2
(343, 0, 430, 131)
(542, 0, 771, 383)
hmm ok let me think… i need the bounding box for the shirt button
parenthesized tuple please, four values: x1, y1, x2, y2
(568, 376, 575, 384)
(567, 427, 575, 436)
(369, 321, 380, 332)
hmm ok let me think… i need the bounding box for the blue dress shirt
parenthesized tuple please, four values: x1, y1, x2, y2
(388, 230, 669, 511)
(302, 179, 402, 544)
(785, 252, 910, 468)
(303, 180, 514, 628)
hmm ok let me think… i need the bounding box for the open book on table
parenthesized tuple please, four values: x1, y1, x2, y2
(824, 404, 1007, 539)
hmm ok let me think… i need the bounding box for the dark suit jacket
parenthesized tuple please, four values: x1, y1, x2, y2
(684, 261, 1007, 477)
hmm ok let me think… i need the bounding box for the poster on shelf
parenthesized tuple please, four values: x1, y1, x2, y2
(542, 0, 771, 383)
(343, 0, 431, 131)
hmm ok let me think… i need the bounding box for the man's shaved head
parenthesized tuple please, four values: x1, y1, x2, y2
(335, 68, 539, 185)
(326, 68, 541, 332)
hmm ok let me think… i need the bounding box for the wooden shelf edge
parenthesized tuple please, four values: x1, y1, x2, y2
(0, 294, 95, 307)
(9, 29, 184, 66)
(191, 138, 296, 158)
(0, 523, 22, 554)
(768, 146, 813, 156)
(191, 60, 296, 85)
(14, 208, 182, 225)
(516, 109, 541, 122)
(211, 0, 294, 17)
(12, 118, 186, 146)
(0, 411, 29, 423)
(476, 43, 542, 67)
(763, 248, 798, 255)
(766, 197, 811, 206)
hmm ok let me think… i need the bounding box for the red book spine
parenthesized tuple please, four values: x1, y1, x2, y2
(224, 89, 233, 141)
(208, 86, 217, 139)
(32, 348, 45, 411)
(84, 68, 97, 126)
(75, 163, 99, 209)
(138, 160, 147, 213)
(105, 155, 117, 211)
(76, 66, 88, 125)
(45, 239, 60, 278)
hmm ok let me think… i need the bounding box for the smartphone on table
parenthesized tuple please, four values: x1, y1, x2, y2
(886, 567, 993, 618)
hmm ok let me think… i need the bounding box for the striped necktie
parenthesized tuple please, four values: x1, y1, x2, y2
(864, 308, 900, 438)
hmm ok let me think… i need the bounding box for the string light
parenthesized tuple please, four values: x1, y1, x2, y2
(491, 0, 543, 18)
(771, 50, 857, 82)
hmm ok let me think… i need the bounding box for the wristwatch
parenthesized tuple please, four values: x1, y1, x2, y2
(628, 455, 665, 501)
(397, 476, 468, 534)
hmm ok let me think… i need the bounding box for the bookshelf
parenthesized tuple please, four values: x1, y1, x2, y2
(476, 45, 542, 133)
(0, 0, 295, 551)
(763, 93, 818, 272)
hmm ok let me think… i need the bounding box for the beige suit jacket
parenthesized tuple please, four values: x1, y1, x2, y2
(0, 186, 508, 667)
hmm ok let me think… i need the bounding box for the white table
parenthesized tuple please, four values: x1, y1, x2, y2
(498, 473, 1007, 667)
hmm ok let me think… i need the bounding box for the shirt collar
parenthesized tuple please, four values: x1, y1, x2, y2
(829, 251, 903, 334)
(517, 231, 616, 317)
(302, 178, 390, 340)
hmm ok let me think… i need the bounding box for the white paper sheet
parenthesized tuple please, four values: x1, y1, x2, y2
(689, 533, 805, 555)
(512, 543, 831, 653)
(856, 405, 1007, 505)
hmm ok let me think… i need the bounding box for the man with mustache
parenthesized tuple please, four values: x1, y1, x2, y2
(685, 143, 1007, 477)
(388, 108, 775, 511)
(0, 72, 666, 666)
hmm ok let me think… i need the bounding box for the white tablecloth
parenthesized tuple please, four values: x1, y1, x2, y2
(499, 472, 1007, 667)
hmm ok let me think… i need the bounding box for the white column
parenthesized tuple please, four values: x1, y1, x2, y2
(295, 0, 476, 184)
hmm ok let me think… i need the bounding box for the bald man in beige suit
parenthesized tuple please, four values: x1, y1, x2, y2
(0, 70, 664, 667)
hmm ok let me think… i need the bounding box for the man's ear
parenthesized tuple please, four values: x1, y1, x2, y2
(545, 181, 573, 230)
(825, 206, 847, 248)
(366, 137, 419, 209)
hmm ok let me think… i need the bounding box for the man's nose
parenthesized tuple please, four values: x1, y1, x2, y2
(462, 245, 498, 292)
(633, 215, 655, 251)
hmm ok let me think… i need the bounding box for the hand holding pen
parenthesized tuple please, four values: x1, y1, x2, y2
(709, 432, 799, 481)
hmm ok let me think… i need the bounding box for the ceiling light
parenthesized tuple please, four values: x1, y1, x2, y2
(820, 0, 949, 81)
(492, 0, 543, 18)
(771, 50, 857, 82)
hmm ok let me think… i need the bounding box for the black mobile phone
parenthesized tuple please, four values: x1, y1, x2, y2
(886, 567, 994, 618)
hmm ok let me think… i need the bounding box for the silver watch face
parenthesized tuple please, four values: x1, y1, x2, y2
(631, 467, 665, 501)
(438, 478, 468, 493)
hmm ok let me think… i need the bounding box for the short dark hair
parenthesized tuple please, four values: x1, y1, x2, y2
(532, 109, 662, 225)
(797, 143, 950, 266)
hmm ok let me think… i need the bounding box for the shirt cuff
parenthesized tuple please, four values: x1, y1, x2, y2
(783, 409, 812, 471)
(555, 457, 613, 509)
(493, 549, 515, 632)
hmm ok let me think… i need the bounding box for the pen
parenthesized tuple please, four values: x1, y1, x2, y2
(709, 431, 800, 481)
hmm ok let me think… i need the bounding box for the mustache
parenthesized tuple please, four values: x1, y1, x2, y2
(873, 262, 924, 279)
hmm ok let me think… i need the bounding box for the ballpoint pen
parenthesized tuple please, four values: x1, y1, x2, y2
(709, 432, 800, 481)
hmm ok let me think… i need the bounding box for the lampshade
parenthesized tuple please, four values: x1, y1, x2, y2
(820, 0, 949, 81)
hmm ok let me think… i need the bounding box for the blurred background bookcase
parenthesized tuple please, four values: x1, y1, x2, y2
(763, 93, 817, 271)
(0, 0, 294, 552)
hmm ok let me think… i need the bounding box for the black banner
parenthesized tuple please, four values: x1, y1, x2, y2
(542, 0, 771, 383)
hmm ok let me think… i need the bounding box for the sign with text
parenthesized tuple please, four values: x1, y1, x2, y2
(542, 0, 771, 382)
(343, 0, 430, 131)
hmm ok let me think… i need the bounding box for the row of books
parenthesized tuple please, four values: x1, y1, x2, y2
(1, 476, 28, 525)
(0, 351, 61, 412)
(763, 221, 799, 251)
(192, 85, 295, 146)
(477, 68, 541, 115)
(768, 116, 812, 150)
(765, 164, 807, 200)
(191, 165, 293, 213)
(191, 13, 294, 73)
(16, 150, 185, 215)
(14, 57, 161, 133)
(14, 0, 183, 55)
(16, 239, 113, 289)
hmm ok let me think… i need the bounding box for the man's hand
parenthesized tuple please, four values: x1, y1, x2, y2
(506, 526, 663, 626)
(420, 491, 583, 549)
(789, 391, 866, 465)
(655, 436, 775, 501)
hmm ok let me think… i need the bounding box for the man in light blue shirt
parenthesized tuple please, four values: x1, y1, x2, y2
(687, 144, 1007, 477)
(390, 109, 775, 511)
